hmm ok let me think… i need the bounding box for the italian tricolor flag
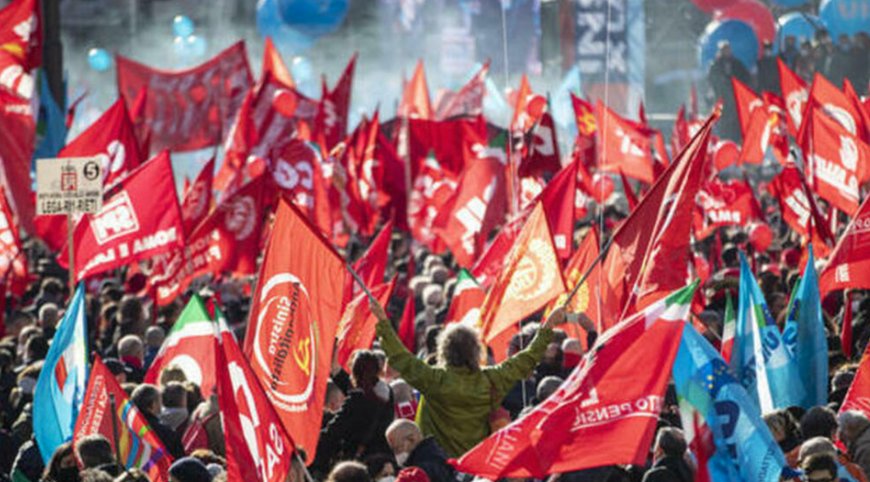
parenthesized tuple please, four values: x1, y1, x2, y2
(445, 269, 485, 326)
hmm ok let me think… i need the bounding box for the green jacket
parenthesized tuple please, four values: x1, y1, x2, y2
(376, 320, 554, 457)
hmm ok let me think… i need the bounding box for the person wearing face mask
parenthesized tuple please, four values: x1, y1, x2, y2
(41, 441, 80, 482)
(386, 419, 456, 482)
(365, 453, 399, 482)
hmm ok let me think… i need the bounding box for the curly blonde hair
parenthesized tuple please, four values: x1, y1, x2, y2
(437, 324, 481, 371)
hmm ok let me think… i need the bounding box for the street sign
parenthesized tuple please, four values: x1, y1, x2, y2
(36, 157, 103, 215)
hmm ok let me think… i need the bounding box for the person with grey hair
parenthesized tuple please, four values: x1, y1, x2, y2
(838, 410, 870, 477)
(143, 325, 165, 368)
(798, 435, 869, 482)
(642, 427, 692, 482)
(372, 302, 566, 457)
(117, 335, 145, 383)
(37, 303, 59, 339)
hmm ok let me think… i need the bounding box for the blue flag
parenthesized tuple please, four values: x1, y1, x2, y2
(730, 253, 804, 412)
(790, 245, 828, 408)
(32, 73, 68, 161)
(673, 324, 788, 482)
(33, 284, 89, 462)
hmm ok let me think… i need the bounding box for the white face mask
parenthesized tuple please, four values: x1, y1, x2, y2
(395, 452, 409, 466)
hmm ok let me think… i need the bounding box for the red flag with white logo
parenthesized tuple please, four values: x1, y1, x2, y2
(181, 157, 214, 235)
(0, 87, 35, 231)
(818, 196, 870, 296)
(268, 138, 330, 233)
(217, 314, 295, 482)
(693, 179, 764, 239)
(435, 61, 489, 121)
(314, 54, 356, 151)
(242, 198, 345, 463)
(731, 77, 764, 137)
(777, 58, 808, 138)
(408, 153, 456, 251)
(116, 41, 253, 152)
(768, 163, 835, 257)
(0, 0, 41, 71)
(596, 102, 654, 184)
(570, 94, 597, 170)
(799, 73, 868, 144)
(62, 151, 184, 281)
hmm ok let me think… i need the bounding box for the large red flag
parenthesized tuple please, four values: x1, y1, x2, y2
(243, 198, 346, 462)
(731, 77, 764, 136)
(479, 203, 566, 345)
(407, 153, 456, 251)
(116, 41, 253, 152)
(0, 87, 35, 231)
(818, 196, 870, 295)
(59, 98, 144, 187)
(407, 116, 487, 178)
(452, 287, 692, 479)
(596, 102, 654, 183)
(0, 0, 41, 71)
(345, 220, 392, 306)
(570, 94, 597, 170)
(63, 151, 184, 281)
(336, 279, 397, 370)
(840, 340, 870, 418)
(739, 92, 789, 166)
(314, 54, 356, 151)
(181, 157, 214, 235)
(693, 179, 764, 239)
(74, 356, 173, 481)
(768, 164, 836, 257)
(778, 58, 808, 138)
(800, 72, 868, 143)
(435, 61, 489, 120)
(261, 36, 294, 88)
(399, 60, 432, 120)
(217, 315, 295, 482)
(268, 138, 330, 233)
(804, 107, 870, 214)
(0, 185, 23, 278)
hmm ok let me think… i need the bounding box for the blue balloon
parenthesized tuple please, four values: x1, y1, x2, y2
(172, 15, 195, 38)
(775, 13, 824, 50)
(698, 19, 759, 72)
(187, 35, 207, 57)
(276, 0, 349, 37)
(257, 0, 315, 53)
(819, 0, 870, 40)
(87, 48, 112, 72)
(290, 56, 313, 83)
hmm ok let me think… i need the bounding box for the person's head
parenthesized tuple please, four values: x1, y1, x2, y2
(652, 427, 687, 462)
(103, 358, 130, 384)
(44, 441, 78, 482)
(118, 335, 144, 363)
(837, 410, 870, 445)
(423, 325, 441, 356)
(24, 334, 48, 363)
(764, 409, 802, 453)
(325, 379, 346, 413)
(799, 436, 838, 464)
(437, 323, 481, 371)
(717, 40, 732, 58)
(801, 452, 838, 482)
(131, 384, 162, 417)
(159, 365, 188, 386)
(838, 34, 851, 50)
(169, 456, 212, 482)
(561, 338, 583, 369)
(351, 350, 382, 394)
(163, 381, 188, 410)
(327, 461, 372, 482)
(38, 303, 60, 331)
(39, 278, 65, 305)
(75, 434, 115, 469)
(364, 453, 398, 482)
(386, 419, 424, 466)
(536, 376, 563, 402)
(800, 406, 838, 440)
(421, 285, 443, 309)
(145, 326, 165, 350)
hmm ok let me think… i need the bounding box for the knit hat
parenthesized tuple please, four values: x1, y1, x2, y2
(169, 456, 212, 482)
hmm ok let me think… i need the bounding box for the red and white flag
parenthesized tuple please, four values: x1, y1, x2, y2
(768, 164, 836, 257)
(0, 185, 23, 278)
(242, 198, 346, 463)
(399, 60, 433, 120)
(336, 279, 397, 370)
(314, 54, 356, 151)
(693, 179, 764, 239)
(181, 157, 214, 235)
(261, 36, 294, 88)
(596, 101, 654, 183)
(117, 41, 253, 152)
(818, 196, 870, 296)
(408, 153, 456, 251)
(0, 87, 35, 231)
(777, 58, 807, 138)
(63, 151, 185, 281)
(0, 0, 40, 98)
(840, 337, 870, 418)
(435, 61, 489, 121)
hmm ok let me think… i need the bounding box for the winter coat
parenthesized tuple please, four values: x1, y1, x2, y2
(406, 436, 457, 482)
(641, 455, 694, 482)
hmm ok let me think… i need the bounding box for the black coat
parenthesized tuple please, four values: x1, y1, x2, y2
(143, 412, 185, 460)
(406, 437, 457, 482)
(312, 387, 394, 471)
(641, 455, 694, 482)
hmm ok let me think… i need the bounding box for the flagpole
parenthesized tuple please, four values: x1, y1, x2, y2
(346, 262, 378, 306)
(562, 237, 613, 307)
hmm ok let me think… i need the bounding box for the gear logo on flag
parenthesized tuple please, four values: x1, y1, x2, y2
(224, 195, 256, 241)
(506, 238, 556, 302)
(251, 273, 317, 412)
(786, 90, 807, 128)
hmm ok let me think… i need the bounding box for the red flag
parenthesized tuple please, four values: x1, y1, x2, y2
(619, 169, 638, 211)
(596, 102, 654, 184)
(116, 41, 253, 152)
(549, 229, 602, 333)
(0, 185, 23, 278)
(314, 54, 356, 151)
(432, 153, 507, 268)
(510, 75, 547, 133)
(63, 151, 185, 281)
(731, 77, 764, 136)
(800, 73, 868, 144)
(479, 203, 566, 344)
(397, 257, 417, 351)
(839, 338, 870, 417)
(445, 269, 485, 327)
(407, 153, 456, 251)
(268, 138, 330, 232)
(217, 316, 295, 482)
(570, 94, 597, 170)
(399, 60, 432, 120)
(818, 196, 870, 295)
(407, 116, 487, 178)
(336, 279, 397, 370)
(844, 78, 870, 143)
(242, 198, 345, 463)
(0, 0, 41, 71)
(150, 174, 273, 305)
(768, 164, 836, 257)
(777, 58, 808, 138)
(60, 99, 145, 187)
(181, 157, 214, 235)
(344, 220, 393, 307)
(452, 291, 690, 478)
(518, 111, 561, 179)
(739, 93, 789, 165)
(0, 87, 34, 231)
(74, 356, 173, 481)
(804, 107, 870, 214)
(693, 179, 764, 239)
(600, 114, 715, 326)
(435, 61, 489, 120)
(261, 36, 294, 88)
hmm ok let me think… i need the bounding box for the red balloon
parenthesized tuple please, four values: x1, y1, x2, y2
(591, 173, 614, 204)
(748, 223, 774, 252)
(713, 140, 740, 171)
(714, 0, 776, 49)
(690, 0, 736, 13)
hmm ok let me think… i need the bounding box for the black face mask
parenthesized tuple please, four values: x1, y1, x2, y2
(54, 466, 80, 481)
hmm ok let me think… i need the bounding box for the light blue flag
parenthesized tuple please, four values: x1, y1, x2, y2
(790, 245, 828, 408)
(33, 284, 89, 462)
(32, 73, 68, 161)
(730, 253, 804, 412)
(673, 324, 790, 482)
